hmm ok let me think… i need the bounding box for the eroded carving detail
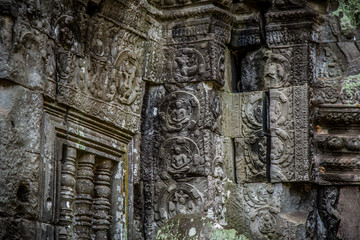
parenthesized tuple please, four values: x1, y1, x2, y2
(241, 92, 267, 181)
(158, 137, 204, 179)
(159, 91, 200, 133)
(155, 183, 203, 224)
(317, 47, 343, 79)
(263, 50, 291, 89)
(244, 184, 280, 239)
(172, 48, 206, 83)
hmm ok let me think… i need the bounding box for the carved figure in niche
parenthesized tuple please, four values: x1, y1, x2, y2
(168, 190, 196, 217)
(113, 50, 141, 105)
(159, 91, 199, 132)
(59, 26, 74, 50)
(170, 100, 191, 126)
(173, 48, 205, 82)
(242, 92, 263, 134)
(318, 47, 343, 79)
(256, 210, 276, 235)
(159, 137, 203, 179)
(171, 146, 189, 169)
(263, 50, 290, 89)
(156, 183, 203, 224)
(54, 16, 80, 52)
(57, 52, 75, 80)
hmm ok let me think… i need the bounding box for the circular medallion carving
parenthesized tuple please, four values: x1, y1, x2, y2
(157, 183, 203, 222)
(159, 91, 200, 132)
(159, 137, 203, 179)
(173, 48, 205, 82)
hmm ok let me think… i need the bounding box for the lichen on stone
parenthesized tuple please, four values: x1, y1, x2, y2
(332, 0, 360, 37)
(210, 228, 250, 240)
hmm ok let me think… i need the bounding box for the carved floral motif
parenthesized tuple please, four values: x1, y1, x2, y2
(241, 91, 267, 180)
(244, 184, 279, 239)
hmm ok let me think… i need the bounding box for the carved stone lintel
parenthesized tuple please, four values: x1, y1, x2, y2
(74, 153, 95, 240)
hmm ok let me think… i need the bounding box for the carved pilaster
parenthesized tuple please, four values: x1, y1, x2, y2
(59, 146, 77, 240)
(74, 153, 95, 239)
(93, 159, 113, 240)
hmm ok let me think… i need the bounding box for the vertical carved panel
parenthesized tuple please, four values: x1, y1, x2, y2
(294, 85, 309, 181)
(270, 85, 309, 182)
(224, 93, 242, 138)
(59, 146, 77, 240)
(238, 91, 267, 182)
(74, 153, 95, 240)
(269, 87, 295, 182)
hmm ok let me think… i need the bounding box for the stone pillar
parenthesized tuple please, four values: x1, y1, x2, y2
(59, 146, 77, 240)
(93, 159, 113, 240)
(74, 153, 95, 239)
(141, 1, 232, 239)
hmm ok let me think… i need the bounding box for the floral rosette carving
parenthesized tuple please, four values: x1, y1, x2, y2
(242, 91, 263, 136)
(270, 128, 294, 181)
(340, 87, 359, 105)
(311, 88, 339, 105)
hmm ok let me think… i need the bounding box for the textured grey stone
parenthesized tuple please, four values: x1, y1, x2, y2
(1, 0, 360, 239)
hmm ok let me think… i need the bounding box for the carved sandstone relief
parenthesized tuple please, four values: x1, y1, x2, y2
(141, 14, 229, 237)
(160, 41, 225, 85)
(270, 85, 309, 182)
(158, 137, 205, 179)
(238, 91, 268, 182)
(230, 49, 309, 183)
(159, 91, 200, 133)
(55, 16, 145, 133)
(225, 183, 282, 240)
(311, 45, 360, 184)
(58, 147, 116, 240)
(154, 182, 204, 225)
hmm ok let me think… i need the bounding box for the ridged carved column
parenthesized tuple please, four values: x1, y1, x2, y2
(59, 146, 77, 240)
(74, 153, 95, 239)
(93, 159, 113, 240)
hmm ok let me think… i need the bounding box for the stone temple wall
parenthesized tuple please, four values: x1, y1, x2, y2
(0, 0, 360, 239)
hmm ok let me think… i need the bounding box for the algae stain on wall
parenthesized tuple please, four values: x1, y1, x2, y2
(332, 0, 360, 37)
